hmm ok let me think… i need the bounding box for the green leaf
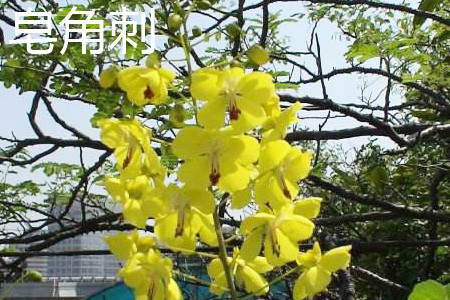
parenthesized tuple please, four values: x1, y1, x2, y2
(368, 166, 388, 192)
(160, 144, 178, 170)
(408, 280, 447, 300)
(413, 0, 442, 27)
(274, 82, 299, 90)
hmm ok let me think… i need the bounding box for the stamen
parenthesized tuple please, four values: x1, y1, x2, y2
(147, 280, 155, 298)
(175, 209, 185, 237)
(210, 155, 221, 185)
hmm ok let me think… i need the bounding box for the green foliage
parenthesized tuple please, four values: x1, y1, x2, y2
(408, 280, 450, 300)
(413, 0, 443, 27)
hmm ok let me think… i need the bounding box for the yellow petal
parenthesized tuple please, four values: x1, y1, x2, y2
(217, 161, 251, 192)
(278, 102, 302, 129)
(240, 213, 274, 234)
(123, 200, 148, 228)
(209, 272, 228, 295)
(105, 177, 125, 201)
(168, 278, 183, 300)
(254, 174, 290, 209)
(105, 232, 134, 260)
(98, 118, 123, 148)
(158, 67, 176, 82)
(293, 273, 308, 300)
(172, 126, 208, 159)
(177, 157, 211, 189)
(303, 266, 332, 297)
(275, 228, 299, 263)
(278, 214, 315, 242)
(155, 211, 198, 252)
(240, 229, 263, 262)
(294, 197, 322, 219)
(190, 68, 222, 101)
(240, 266, 269, 295)
(246, 257, 273, 274)
(263, 231, 288, 266)
(237, 72, 274, 103)
(120, 253, 147, 287)
(231, 186, 251, 209)
(198, 99, 227, 129)
(208, 258, 225, 277)
(231, 99, 267, 132)
(258, 140, 292, 173)
(285, 149, 312, 182)
(228, 135, 260, 165)
(319, 245, 352, 272)
(184, 188, 215, 215)
(195, 212, 218, 246)
(297, 242, 322, 268)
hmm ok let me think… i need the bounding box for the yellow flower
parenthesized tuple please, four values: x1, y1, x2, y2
(154, 184, 218, 251)
(120, 249, 182, 300)
(293, 242, 352, 300)
(240, 204, 315, 266)
(261, 102, 302, 144)
(172, 126, 259, 192)
(117, 66, 175, 105)
(262, 95, 281, 118)
(191, 67, 275, 132)
(255, 140, 312, 208)
(105, 175, 161, 228)
(208, 248, 273, 296)
(105, 230, 155, 260)
(98, 118, 165, 180)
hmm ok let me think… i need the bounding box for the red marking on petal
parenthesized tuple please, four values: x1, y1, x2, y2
(210, 172, 220, 186)
(283, 187, 291, 199)
(144, 86, 154, 99)
(123, 147, 134, 168)
(229, 106, 241, 120)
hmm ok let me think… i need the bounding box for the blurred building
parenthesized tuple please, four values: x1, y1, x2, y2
(21, 199, 122, 278)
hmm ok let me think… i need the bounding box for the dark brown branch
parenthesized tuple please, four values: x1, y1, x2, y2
(294, 66, 450, 108)
(307, 175, 450, 223)
(231, 0, 246, 57)
(58, 150, 112, 221)
(0, 145, 58, 166)
(351, 266, 409, 294)
(259, 0, 270, 47)
(282, 94, 409, 146)
(291, 0, 450, 27)
(41, 96, 91, 141)
(286, 123, 433, 141)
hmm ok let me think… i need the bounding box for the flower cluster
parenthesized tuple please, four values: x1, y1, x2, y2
(98, 64, 351, 300)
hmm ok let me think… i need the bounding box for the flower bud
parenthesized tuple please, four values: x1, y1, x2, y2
(169, 103, 186, 128)
(196, 0, 211, 10)
(99, 65, 120, 88)
(192, 26, 202, 38)
(168, 13, 183, 32)
(247, 45, 270, 65)
(225, 22, 240, 38)
(145, 52, 162, 68)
